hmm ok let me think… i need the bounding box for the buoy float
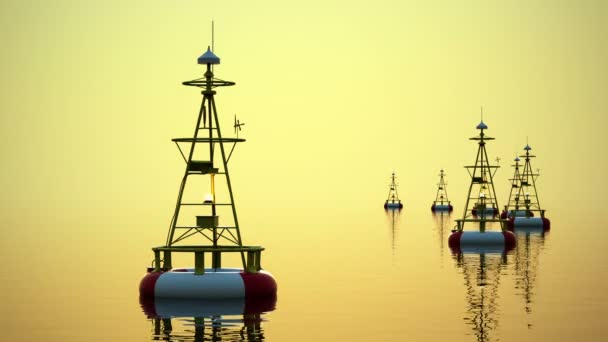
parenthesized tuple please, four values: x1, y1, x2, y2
(384, 172, 404, 209)
(431, 169, 454, 212)
(140, 268, 277, 300)
(432, 204, 453, 211)
(385, 202, 403, 209)
(449, 230, 516, 254)
(139, 47, 277, 300)
(507, 217, 550, 231)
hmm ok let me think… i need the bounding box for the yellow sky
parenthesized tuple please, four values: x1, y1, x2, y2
(1, 0, 607, 251)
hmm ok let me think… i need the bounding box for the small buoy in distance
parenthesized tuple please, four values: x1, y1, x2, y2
(431, 204, 453, 212)
(385, 202, 403, 209)
(384, 172, 404, 210)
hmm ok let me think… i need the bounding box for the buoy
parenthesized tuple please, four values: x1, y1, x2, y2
(502, 142, 550, 228)
(433, 204, 453, 211)
(431, 169, 454, 212)
(449, 116, 515, 253)
(139, 47, 276, 300)
(384, 172, 404, 209)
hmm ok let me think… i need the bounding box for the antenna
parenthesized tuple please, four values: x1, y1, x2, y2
(210, 21, 215, 72)
(481, 106, 483, 121)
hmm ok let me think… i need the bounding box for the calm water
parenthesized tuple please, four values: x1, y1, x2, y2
(1, 198, 606, 341)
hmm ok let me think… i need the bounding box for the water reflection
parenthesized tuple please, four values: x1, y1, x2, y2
(432, 212, 451, 259)
(454, 252, 507, 342)
(385, 208, 402, 254)
(512, 227, 549, 322)
(140, 295, 276, 341)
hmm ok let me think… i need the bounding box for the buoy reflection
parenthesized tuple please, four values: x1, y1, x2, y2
(454, 251, 507, 342)
(140, 295, 276, 341)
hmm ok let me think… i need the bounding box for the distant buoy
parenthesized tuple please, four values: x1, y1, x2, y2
(502, 143, 551, 230)
(140, 268, 277, 299)
(431, 169, 454, 212)
(385, 202, 403, 209)
(384, 172, 404, 210)
(448, 230, 516, 253)
(432, 204, 453, 212)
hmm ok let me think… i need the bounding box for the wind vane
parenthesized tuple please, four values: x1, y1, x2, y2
(234, 115, 245, 138)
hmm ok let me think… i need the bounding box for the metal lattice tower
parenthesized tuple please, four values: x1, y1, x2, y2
(504, 156, 523, 214)
(516, 144, 544, 218)
(433, 169, 451, 207)
(148, 47, 266, 274)
(455, 120, 506, 232)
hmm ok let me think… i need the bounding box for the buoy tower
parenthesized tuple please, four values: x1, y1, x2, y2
(139, 47, 277, 299)
(463, 120, 500, 217)
(431, 169, 453, 212)
(384, 172, 404, 209)
(448, 119, 516, 252)
(505, 143, 550, 230)
(501, 156, 524, 218)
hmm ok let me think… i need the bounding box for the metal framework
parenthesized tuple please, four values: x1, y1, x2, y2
(433, 169, 451, 207)
(516, 144, 545, 218)
(149, 48, 264, 273)
(455, 120, 506, 232)
(504, 144, 545, 218)
(504, 156, 523, 215)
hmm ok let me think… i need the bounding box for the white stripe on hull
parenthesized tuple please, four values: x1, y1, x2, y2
(155, 269, 245, 299)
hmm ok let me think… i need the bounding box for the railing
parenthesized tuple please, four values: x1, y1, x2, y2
(150, 245, 265, 275)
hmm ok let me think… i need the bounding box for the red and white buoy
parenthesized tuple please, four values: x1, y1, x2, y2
(139, 46, 277, 301)
(449, 230, 516, 254)
(140, 268, 277, 299)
